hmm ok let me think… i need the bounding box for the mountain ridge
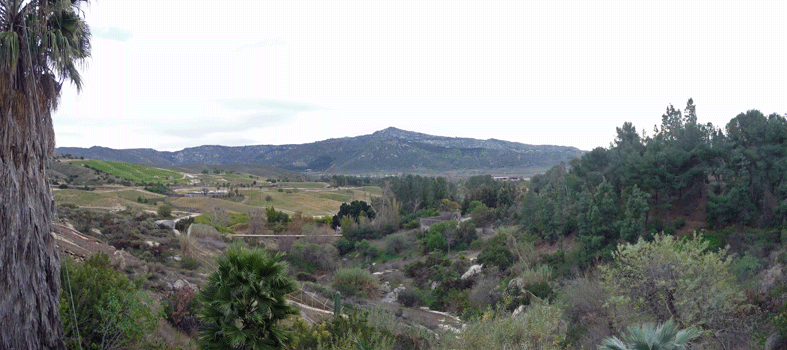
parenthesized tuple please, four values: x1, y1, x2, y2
(57, 127, 585, 175)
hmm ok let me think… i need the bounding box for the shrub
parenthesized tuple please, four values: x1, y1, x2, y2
(163, 286, 201, 337)
(397, 288, 424, 307)
(60, 253, 157, 349)
(335, 237, 354, 255)
(333, 268, 379, 298)
(384, 233, 407, 255)
(425, 230, 447, 252)
(403, 220, 420, 229)
(288, 241, 338, 272)
(180, 255, 200, 270)
(354, 239, 380, 258)
(601, 234, 756, 348)
(144, 184, 168, 194)
(157, 203, 173, 218)
(477, 243, 514, 271)
(442, 301, 566, 349)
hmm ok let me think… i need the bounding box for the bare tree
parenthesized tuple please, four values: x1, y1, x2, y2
(247, 208, 266, 235)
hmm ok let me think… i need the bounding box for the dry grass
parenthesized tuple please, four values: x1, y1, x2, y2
(240, 187, 381, 217)
(148, 319, 197, 349)
(53, 189, 154, 210)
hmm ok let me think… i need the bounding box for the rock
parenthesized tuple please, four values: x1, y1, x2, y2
(380, 281, 391, 293)
(512, 305, 526, 317)
(461, 264, 483, 280)
(508, 277, 524, 290)
(172, 255, 182, 262)
(89, 228, 102, 235)
(431, 281, 439, 290)
(144, 240, 160, 248)
(174, 279, 197, 291)
(383, 286, 406, 303)
(373, 271, 384, 276)
(154, 220, 176, 230)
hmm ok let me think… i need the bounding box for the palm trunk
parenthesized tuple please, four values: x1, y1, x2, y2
(0, 105, 65, 349)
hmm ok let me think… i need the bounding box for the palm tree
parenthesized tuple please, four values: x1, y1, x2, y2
(199, 242, 299, 349)
(0, 0, 90, 348)
(600, 319, 700, 350)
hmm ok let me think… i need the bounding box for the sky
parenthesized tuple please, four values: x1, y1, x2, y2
(53, 1, 787, 152)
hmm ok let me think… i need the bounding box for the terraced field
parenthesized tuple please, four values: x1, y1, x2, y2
(70, 160, 188, 184)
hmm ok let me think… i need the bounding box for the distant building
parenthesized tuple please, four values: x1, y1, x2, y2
(491, 174, 522, 181)
(419, 211, 469, 232)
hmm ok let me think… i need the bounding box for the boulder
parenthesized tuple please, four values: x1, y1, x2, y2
(174, 279, 197, 291)
(508, 277, 524, 290)
(512, 304, 526, 317)
(155, 220, 176, 230)
(461, 264, 483, 280)
(382, 286, 406, 303)
(380, 281, 391, 293)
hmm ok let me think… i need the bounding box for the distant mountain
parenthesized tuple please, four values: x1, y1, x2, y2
(56, 127, 585, 175)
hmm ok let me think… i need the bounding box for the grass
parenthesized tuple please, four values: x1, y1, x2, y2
(169, 197, 258, 215)
(112, 190, 165, 202)
(317, 192, 350, 202)
(72, 160, 187, 184)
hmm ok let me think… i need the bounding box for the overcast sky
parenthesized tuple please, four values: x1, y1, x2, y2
(53, 1, 787, 152)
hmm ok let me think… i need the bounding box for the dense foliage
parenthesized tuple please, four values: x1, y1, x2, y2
(520, 100, 787, 257)
(60, 253, 156, 349)
(331, 200, 375, 229)
(199, 242, 299, 349)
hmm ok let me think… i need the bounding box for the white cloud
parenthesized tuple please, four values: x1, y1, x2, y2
(53, 0, 787, 152)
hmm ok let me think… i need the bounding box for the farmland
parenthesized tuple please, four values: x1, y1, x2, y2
(51, 158, 381, 218)
(70, 159, 189, 184)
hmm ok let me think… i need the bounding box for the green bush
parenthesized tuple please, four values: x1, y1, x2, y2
(334, 237, 354, 255)
(731, 252, 762, 282)
(60, 253, 156, 349)
(403, 220, 420, 229)
(180, 255, 200, 270)
(157, 203, 173, 217)
(354, 239, 379, 258)
(333, 268, 379, 298)
(477, 236, 514, 271)
(425, 230, 447, 252)
(384, 233, 407, 255)
(144, 184, 168, 194)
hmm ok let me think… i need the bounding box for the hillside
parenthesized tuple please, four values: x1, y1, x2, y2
(57, 127, 584, 175)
